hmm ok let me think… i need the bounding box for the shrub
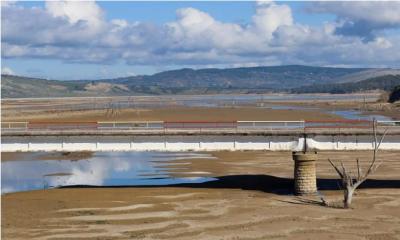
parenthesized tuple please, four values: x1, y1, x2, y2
(388, 86, 400, 103)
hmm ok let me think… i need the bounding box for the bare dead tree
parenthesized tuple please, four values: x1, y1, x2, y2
(327, 120, 388, 208)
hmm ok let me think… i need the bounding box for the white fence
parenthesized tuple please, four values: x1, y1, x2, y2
(97, 121, 164, 129)
(2, 120, 400, 152)
(1, 120, 399, 132)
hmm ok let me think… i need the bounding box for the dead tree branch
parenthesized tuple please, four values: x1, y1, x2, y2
(327, 119, 388, 208)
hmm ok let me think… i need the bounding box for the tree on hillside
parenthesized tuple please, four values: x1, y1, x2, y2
(388, 85, 400, 103)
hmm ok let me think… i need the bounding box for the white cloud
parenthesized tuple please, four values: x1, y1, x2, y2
(111, 19, 128, 29)
(1, 66, 15, 75)
(310, 2, 400, 26)
(45, 0, 104, 31)
(252, 1, 293, 37)
(2, 43, 29, 57)
(1, 1, 400, 70)
(167, 8, 245, 51)
(308, 2, 400, 40)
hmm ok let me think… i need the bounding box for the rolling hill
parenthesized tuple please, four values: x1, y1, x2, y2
(2, 65, 400, 98)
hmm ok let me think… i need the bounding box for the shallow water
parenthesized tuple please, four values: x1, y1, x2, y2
(1, 152, 217, 194)
(328, 110, 393, 121)
(3, 93, 378, 111)
(181, 94, 378, 108)
(269, 105, 393, 121)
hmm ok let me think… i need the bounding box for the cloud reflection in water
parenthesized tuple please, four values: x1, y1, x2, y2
(1, 152, 216, 194)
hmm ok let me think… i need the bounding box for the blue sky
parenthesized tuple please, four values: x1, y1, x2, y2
(18, 1, 334, 27)
(2, 1, 400, 80)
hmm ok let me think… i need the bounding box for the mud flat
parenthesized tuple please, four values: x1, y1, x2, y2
(2, 150, 400, 240)
(2, 106, 344, 123)
(1, 151, 94, 162)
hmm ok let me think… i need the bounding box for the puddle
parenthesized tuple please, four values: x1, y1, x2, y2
(1, 152, 217, 194)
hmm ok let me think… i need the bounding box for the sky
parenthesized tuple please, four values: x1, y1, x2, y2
(1, 1, 400, 80)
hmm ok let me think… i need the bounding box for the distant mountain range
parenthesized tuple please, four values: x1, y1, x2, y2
(2, 65, 400, 98)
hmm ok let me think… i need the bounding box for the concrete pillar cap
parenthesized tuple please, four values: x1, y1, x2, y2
(292, 151, 318, 161)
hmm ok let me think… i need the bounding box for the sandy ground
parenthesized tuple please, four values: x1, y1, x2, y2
(2, 150, 400, 240)
(2, 92, 398, 123)
(1, 152, 94, 162)
(1, 106, 344, 122)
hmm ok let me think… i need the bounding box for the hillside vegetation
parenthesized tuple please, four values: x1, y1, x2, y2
(111, 65, 366, 92)
(2, 65, 400, 98)
(291, 75, 400, 94)
(1, 75, 130, 98)
(389, 86, 400, 103)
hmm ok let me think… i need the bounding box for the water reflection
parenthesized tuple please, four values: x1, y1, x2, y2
(1, 152, 217, 194)
(269, 105, 393, 121)
(329, 110, 392, 121)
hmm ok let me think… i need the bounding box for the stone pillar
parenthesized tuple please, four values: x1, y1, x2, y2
(292, 152, 317, 195)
